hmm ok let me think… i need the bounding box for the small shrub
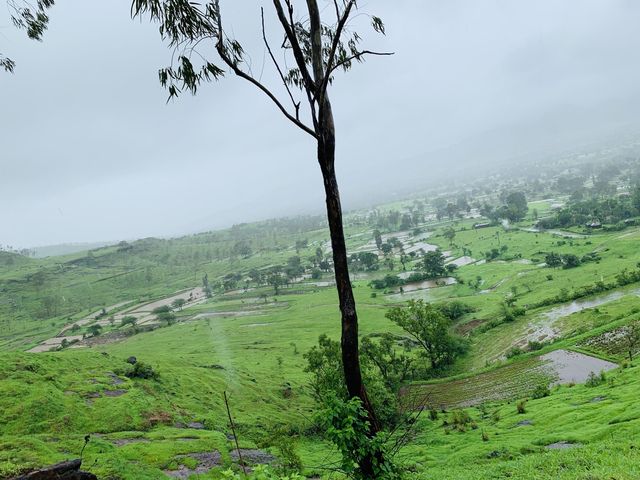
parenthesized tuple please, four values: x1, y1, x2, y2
(126, 361, 158, 380)
(506, 346, 523, 359)
(481, 430, 489, 442)
(121, 316, 137, 327)
(516, 400, 527, 414)
(527, 340, 544, 352)
(428, 408, 438, 421)
(585, 371, 606, 388)
(448, 409, 473, 432)
(532, 384, 550, 399)
(491, 409, 500, 422)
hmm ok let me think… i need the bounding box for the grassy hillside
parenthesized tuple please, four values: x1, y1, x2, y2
(2, 157, 640, 478)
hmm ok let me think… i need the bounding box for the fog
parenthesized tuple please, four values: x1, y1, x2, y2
(2, 0, 640, 248)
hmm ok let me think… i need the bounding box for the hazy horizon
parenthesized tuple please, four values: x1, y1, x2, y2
(3, 0, 640, 248)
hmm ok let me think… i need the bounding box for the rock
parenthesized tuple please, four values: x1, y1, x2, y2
(187, 421, 205, 430)
(126, 356, 137, 365)
(107, 373, 125, 385)
(545, 441, 581, 450)
(164, 451, 222, 479)
(112, 438, 150, 446)
(230, 449, 276, 465)
(12, 459, 97, 480)
(590, 396, 606, 403)
(515, 420, 533, 427)
(103, 389, 127, 397)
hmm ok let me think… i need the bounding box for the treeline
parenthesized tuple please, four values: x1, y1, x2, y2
(366, 202, 426, 231)
(369, 250, 457, 290)
(544, 251, 600, 269)
(538, 190, 640, 230)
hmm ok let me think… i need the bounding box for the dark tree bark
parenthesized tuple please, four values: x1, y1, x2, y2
(316, 102, 381, 435)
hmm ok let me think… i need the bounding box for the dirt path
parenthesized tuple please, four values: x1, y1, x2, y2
(58, 301, 131, 335)
(28, 287, 207, 353)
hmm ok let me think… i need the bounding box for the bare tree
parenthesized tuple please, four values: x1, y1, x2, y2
(131, 0, 391, 475)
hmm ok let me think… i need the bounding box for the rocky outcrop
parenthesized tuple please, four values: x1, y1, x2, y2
(11, 459, 97, 480)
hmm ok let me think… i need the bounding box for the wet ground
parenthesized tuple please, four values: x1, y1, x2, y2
(541, 349, 617, 385)
(520, 288, 640, 346)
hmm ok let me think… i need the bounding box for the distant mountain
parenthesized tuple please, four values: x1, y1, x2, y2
(31, 242, 116, 258)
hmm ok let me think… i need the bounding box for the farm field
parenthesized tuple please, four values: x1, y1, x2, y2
(2, 156, 640, 479)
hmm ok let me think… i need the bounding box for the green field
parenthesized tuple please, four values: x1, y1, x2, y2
(2, 167, 640, 479)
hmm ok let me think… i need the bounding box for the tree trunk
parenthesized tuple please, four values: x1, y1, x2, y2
(316, 97, 383, 478)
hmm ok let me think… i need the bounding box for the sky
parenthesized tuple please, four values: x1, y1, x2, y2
(1, 0, 640, 248)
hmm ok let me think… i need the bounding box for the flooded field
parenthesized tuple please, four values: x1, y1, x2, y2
(404, 349, 618, 410)
(401, 277, 457, 292)
(403, 357, 551, 409)
(541, 349, 618, 385)
(520, 288, 640, 345)
(446, 256, 476, 267)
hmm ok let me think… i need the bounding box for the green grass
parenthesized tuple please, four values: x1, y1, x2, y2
(2, 194, 640, 478)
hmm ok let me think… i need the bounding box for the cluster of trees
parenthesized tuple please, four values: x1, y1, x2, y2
(349, 252, 379, 272)
(369, 249, 456, 290)
(544, 251, 600, 269)
(214, 254, 327, 295)
(484, 245, 509, 261)
(0, 245, 35, 258)
(479, 191, 529, 223)
(432, 196, 471, 221)
(368, 206, 425, 232)
(537, 190, 640, 230)
(153, 305, 177, 325)
(305, 300, 472, 430)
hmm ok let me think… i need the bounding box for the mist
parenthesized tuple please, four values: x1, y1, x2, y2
(2, 0, 640, 248)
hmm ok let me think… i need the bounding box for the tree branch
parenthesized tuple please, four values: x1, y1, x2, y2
(214, 1, 316, 138)
(261, 7, 300, 120)
(320, 0, 355, 99)
(328, 49, 394, 76)
(273, 0, 315, 92)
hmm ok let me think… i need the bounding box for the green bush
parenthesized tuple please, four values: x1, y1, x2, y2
(221, 465, 303, 479)
(126, 361, 159, 380)
(506, 346, 523, 358)
(585, 371, 606, 387)
(532, 384, 550, 399)
(318, 396, 400, 480)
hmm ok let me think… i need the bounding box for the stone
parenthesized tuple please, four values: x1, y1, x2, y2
(12, 459, 97, 480)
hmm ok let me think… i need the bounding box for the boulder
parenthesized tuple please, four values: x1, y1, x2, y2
(12, 459, 97, 480)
